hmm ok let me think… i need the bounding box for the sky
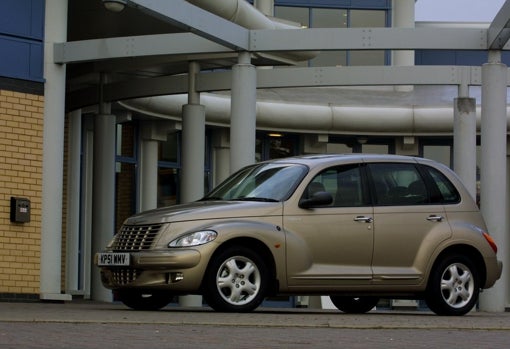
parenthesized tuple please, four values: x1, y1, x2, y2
(415, 0, 506, 22)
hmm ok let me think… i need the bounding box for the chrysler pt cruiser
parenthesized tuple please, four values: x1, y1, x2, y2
(96, 154, 502, 315)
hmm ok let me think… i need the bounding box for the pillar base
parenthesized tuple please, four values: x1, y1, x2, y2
(40, 292, 72, 302)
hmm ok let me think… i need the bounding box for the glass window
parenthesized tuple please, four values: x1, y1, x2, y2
(204, 163, 308, 202)
(368, 163, 428, 206)
(159, 132, 179, 162)
(426, 166, 461, 204)
(311, 8, 347, 28)
(257, 133, 298, 161)
(304, 165, 367, 207)
(350, 10, 386, 28)
(274, 6, 309, 27)
(158, 167, 179, 207)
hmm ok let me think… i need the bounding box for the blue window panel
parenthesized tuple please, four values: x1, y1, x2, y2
(0, 36, 44, 82)
(416, 50, 492, 66)
(0, 0, 44, 40)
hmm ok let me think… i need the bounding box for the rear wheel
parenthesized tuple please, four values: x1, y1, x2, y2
(204, 246, 268, 312)
(117, 290, 173, 311)
(329, 296, 379, 314)
(425, 254, 480, 316)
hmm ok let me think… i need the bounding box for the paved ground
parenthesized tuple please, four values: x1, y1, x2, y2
(0, 301, 509, 348)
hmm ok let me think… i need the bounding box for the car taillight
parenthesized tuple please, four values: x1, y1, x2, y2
(483, 232, 498, 253)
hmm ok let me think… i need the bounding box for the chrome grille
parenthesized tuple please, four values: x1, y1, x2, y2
(112, 224, 163, 251)
(111, 268, 141, 286)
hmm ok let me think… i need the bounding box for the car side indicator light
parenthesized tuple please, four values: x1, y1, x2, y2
(483, 232, 498, 253)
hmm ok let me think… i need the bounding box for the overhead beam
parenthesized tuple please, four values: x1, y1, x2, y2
(250, 28, 488, 51)
(55, 27, 495, 65)
(488, 0, 510, 49)
(54, 33, 233, 64)
(127, 0, 249, 50)
(66, 65, 486, 110)
(197, 66, 483, 91)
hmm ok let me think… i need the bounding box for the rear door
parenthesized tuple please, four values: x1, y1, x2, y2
(367, 162, 453, 286)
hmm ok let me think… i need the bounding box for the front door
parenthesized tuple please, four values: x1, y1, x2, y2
(284, 164, 374, 288)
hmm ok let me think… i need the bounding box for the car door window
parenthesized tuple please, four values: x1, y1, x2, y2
(303, 164, 368, 207)
(368, 163, 428, 206)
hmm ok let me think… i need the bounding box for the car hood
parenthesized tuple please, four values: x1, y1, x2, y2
(123, 200, 283, 225)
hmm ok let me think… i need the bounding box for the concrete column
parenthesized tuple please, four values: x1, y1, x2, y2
(230, 52, 257, 173)
(392, 0, 414, 92)
(40, 0, 71, 301)
(140, 124, 160, 212)
(453, 97, 477, 199)
(479, 51, 507, 312)
(65, 109, 82, 294)
(180, 62, 206, 307)
(181, 104, 206, 203)
(90, 113, 116, 302)
(254, 0, 274, 16)
(212, 129, 231, 186)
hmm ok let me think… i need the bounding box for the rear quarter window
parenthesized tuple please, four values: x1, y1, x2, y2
(425, 166, 461, 204)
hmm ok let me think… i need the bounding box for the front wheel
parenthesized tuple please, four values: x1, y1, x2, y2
(329, 296, 379, 314)
(117, 290, 173, 311)
(203, 246, 269, 312)
(425, 254, 480, 316)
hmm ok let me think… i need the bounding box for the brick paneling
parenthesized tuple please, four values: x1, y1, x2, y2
(0, 89, 43, 295)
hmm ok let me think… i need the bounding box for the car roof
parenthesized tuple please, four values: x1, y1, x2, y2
(264, 153, 423, 167)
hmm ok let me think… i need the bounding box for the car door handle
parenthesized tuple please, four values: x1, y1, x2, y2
(427, 215, 444, 222)
(354, 216, 373, 223)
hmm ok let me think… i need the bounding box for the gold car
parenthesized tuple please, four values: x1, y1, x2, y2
(96, 154, 502, 315)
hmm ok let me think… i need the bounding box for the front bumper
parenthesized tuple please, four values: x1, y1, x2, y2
(95, 249, 205, 291)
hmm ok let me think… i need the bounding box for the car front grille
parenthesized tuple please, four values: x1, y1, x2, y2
(111, 268, 141, 286)
(111, 223, 163, 251)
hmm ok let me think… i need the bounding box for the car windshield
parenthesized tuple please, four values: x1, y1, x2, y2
(203, 163, 308, 202)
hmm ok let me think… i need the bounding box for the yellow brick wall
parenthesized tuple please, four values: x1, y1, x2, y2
(0, 89, 44, 295)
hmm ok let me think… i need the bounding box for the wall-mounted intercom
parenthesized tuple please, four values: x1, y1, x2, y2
(10, 197, 30, 223)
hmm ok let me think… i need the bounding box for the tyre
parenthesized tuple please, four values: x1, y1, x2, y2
(203, 246, 268, 312)
(329, 296, 379, 314)
(117, 290, 173, 311)
(425, 254, 480, 316)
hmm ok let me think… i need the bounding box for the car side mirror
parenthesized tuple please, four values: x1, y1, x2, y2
(298, 191, 333, 209)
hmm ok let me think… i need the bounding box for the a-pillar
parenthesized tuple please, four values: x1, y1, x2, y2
(230, 52, 257, 173)
(90, 109, 116, 302)
(40, 0, 71, 301)
(479, 51, 507, 312)
(453, 84, 477, 199)
(179, 62, 206, 307)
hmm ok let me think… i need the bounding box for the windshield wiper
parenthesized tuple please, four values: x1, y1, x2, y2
(200, 197, 223, 201)
(235, 197, 279, 202)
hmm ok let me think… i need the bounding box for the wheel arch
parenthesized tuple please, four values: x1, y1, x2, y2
(201, 237, 279, 294)
(428, 244, 486, 289)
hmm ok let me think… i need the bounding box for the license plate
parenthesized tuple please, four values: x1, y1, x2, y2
(97, 253, 130, 266)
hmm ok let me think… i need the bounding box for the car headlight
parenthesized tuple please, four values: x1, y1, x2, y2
(168, 230, 218, 247)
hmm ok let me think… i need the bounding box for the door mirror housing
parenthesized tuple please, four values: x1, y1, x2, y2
(299, 191, 333, 209)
